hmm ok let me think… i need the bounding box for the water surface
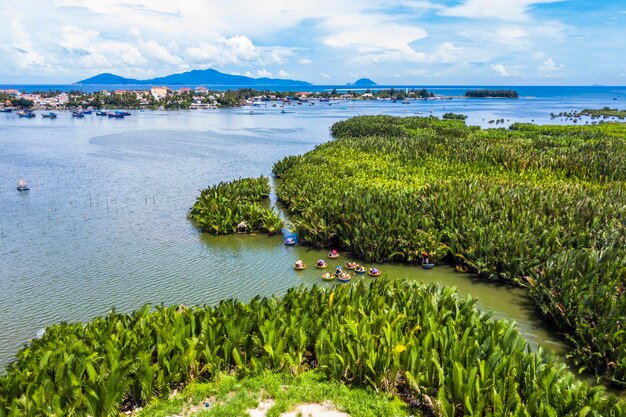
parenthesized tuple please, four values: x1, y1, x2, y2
(1, 96, 619, 370)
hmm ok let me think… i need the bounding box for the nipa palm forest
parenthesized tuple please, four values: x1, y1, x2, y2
(2, 116, 626, 416)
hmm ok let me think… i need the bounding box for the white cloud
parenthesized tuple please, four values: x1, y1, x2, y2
(185, 35, 294, 67)
(539, 58, 563, 71)
(440, 0, 563, 22)
(277, 69, 291, 78)
(244, 69, 273, 78)
(320, 72, 331, 79)
(322, 16, 428, 63)
(298, 58, 312, 64)
(491, 63, 510, 76)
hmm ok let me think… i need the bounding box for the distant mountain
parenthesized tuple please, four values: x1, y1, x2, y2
(75, 68, 311, 86)
(347, 78, 377, 87)
(76, 73, 142, 85)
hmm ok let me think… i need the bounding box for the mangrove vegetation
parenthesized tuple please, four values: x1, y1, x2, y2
(273, 115, 626, 386)
(187, 176, 283, 235)
(1, 280, 623, 416)
(465, 89, 519, 98)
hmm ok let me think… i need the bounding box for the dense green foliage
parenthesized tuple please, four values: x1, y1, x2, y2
(442, 112, 468, 120)
(273, 115, 626, 385)
(581, 107, 626, 119)
(188, 176, 283, 234)
(465, 89, 519, 98)
(1, 280, 623, 416)
(9, 98, 34, 108)
(137, 370, 409, 417)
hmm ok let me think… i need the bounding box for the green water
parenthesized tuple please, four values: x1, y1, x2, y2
(204, 232, 567, 357)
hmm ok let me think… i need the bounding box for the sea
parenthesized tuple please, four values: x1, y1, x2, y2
(0, 85, 624, 374)
(2, 84, 626, 99)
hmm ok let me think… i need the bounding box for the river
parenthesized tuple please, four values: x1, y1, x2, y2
(1, 94, 623, 371)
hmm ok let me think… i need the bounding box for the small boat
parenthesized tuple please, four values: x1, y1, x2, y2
(422, 263, 435, 269)
(72, 112, 84, 118)
(455, 265, 468, 273)
(345, 262, 357, 270)
(355, 266, 366, 274)
(328, 250, 340, 259)
(41, 112, 57, 119)
(82, 110, 92, 115)
(107, 112, 124, 118)
(96, 111, 108, 116)
(293, 262, 306, 271)
(337, 272, 351, 283)
(284, 238, 296, 246)
(322, 272, 334, 281)
(1, 108, 13, 113)
(17, 179, 29, 191)
(402, 100, 411, 104)
(315, 260, 328, 269)
(368, 268, 381, 277)
(17, 111, 35, 118)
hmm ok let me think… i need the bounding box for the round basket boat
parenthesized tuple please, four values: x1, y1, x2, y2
(328, 252, 340, 259)
(422, 263, 435, 270)
(355, 267, 366, 275)
(337, 272, 351, 282)
(345, 262, 357, 270)
(321, 272, 334, 281)
(293, 263, 306, 271)
(368, 269, 381, 277)
(284, 238, 296, 246)
(315, 261, 328, 269)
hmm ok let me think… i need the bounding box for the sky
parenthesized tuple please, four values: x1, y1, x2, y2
(0, 0, 625, 85)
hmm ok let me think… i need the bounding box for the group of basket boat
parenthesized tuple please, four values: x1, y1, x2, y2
(292, 249, 382, 282)
(287, 239, 437, 281)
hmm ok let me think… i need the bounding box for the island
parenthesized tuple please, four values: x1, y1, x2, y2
(347, 78, 377, 87)
(465, 89, 519, 98)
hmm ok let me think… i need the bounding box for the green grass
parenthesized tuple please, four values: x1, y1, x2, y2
(137, 371, 410, 417)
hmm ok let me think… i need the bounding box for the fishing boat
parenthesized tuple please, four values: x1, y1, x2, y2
(16, 179, 29, 191)
(402, 100, 411, 104)
(0, 108, 12, 113)
(355, 266, 366, 274)
(328, 250, 340, 259)
(82, 110, 92, 115)
(345, 262, 357, 270)
(337, 272, 351, 282)
(455, 265, 468, 273)
(321, 272, 334, 281)
(284, 237, 296, 246)
(41, 112, 57, 119)
(368, 268, 381, 277)
(422, 263, 435, 269)
(17, 111, 35, 118)
(293, 261, 306, 271)
(315, 260, 328, 269)
(96, 111, 108, 116)
(72, 111, 84, 118)
(107, 112, 124, 118)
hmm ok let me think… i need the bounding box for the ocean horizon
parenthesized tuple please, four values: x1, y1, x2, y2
(1, 84, 625, 100)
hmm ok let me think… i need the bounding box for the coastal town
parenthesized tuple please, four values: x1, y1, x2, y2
(0, 86, 443, 111)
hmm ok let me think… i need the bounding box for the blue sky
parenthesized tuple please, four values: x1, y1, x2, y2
(0, 0, 625, 85)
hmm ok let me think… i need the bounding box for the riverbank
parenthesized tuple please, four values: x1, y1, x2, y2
(1, 280, 622, 416)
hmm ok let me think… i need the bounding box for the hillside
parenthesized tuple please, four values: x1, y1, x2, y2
(76, 68, 311, 86)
